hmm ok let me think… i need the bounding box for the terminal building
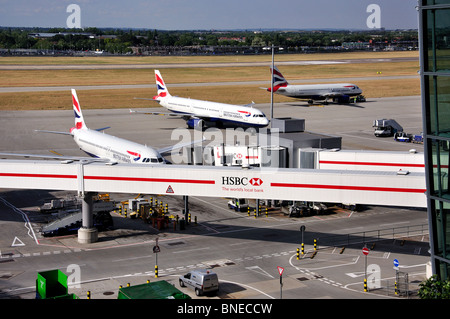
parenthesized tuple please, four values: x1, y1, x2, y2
(419, 0, 450, 280)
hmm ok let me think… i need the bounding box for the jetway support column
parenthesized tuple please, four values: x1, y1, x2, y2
(78, 192, 98, 244)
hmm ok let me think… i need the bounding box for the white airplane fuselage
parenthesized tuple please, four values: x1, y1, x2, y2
(72, 127, 164, 164)
(157, 95, 269, 128)
(275, 83, 362, 100)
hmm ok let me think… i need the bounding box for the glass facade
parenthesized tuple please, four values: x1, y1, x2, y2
(420, 0, 450, 280)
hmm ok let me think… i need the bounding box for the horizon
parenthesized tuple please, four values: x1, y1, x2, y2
(0, 1, 419, 31)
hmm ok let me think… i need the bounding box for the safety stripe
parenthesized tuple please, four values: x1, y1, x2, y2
(319, 160, 425, 168)
(84, 176, 216, 184)
(0, 173, 77, 179)
(0, 173, 215, 185)
(270, 182, 426, 193)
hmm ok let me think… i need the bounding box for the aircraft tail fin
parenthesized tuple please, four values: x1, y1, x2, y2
(71, 89, 87, 131)
(268, 65, 289, 92)
(154, 70, 171, 100)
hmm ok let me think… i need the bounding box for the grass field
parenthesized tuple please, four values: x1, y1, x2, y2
(0, 50, 418, 65)
(0, 51, 420, 110)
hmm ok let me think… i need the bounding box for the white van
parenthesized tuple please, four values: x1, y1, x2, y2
(179, 269, 219, 296)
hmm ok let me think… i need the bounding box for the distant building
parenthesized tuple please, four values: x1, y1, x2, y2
(28, 32, 95, 39)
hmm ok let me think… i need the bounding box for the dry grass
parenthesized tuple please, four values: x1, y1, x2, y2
(0, 51, 420, 110)
(0, 77, 420, 110)
(0, 62, 418, 87)
(0, 50, 418, 65)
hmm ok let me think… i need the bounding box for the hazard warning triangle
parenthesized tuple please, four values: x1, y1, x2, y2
(166, 185, 174, 194)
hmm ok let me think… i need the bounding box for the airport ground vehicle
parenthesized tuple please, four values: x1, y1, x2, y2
(373, 119, 403, 137)
(227, 198, 249, 212)
(412, 133, 424, 144)
(394, 131, 412, 142)
(179, 269, 219, 296)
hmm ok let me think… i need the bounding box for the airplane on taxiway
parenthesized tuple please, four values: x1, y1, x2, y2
(0, 89, 200, 165)
(132, 70, 269, 129)
(266, 65, 363, 105)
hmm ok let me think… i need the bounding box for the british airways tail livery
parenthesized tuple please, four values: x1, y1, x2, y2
(136, 70, 269, 129)
(267, 66, 363, 105)
(0, 90, 202, 165)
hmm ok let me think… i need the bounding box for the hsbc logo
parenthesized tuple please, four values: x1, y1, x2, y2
(249, 178, 263, 186)
(222, 176, 263, 186)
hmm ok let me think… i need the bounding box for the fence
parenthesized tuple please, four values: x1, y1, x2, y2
(317, 224, 429, 248)
(315, 224, 428, 298)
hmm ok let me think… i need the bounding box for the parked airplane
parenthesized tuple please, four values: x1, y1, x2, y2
(0, 89, 200, 165)
(266, 66, 363, 105)
(132, 70, 269, 129)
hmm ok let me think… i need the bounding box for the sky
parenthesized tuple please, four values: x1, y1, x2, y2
(0, 0, 419, 30)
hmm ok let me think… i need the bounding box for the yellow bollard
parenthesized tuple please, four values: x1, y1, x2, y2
(301, 243, 305, 255)
(297, 248, 300, 260)
(155, 265, 158, 278)
(87, 291, 91, 299)
(314, 239, 317, 251)
(364, 278, 367, 292)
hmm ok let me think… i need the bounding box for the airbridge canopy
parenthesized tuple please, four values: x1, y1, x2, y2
(0, 159, 427, 208)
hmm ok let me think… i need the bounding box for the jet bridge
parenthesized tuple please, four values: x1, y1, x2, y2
(0, 159, 427, 243)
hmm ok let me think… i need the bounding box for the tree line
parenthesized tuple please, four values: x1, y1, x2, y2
(0, 27, 419, 54)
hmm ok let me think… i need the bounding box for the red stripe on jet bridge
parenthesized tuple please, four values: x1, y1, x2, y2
(270, 182, 426, 193)
(319, 160, 425, 168)
(0, 173, 215, 185)
(0, 173, 77, 179)
(84, 175, 215, 185)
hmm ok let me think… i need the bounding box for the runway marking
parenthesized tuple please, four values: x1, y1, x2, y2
(11, 237, 25, 247)
(172, 247, 210, 254)
(0, 197, 39, 245)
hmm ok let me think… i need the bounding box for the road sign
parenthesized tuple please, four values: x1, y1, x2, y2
(153, 237, 160, 253)
(277, 266, 284, 276)
(393, 259, 399, 270)
(362, 247, 369, 256)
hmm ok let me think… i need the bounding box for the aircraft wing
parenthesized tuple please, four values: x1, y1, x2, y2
(0, 151, 112, 164)
(157, 137, 205, 155)
(35, 129, 72, 135)
(129, 109, 193, 117)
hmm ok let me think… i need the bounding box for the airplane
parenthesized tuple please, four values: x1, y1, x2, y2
(132, 70, 269, 129)
(266, 66, 363, 105)
(0, 89, 201, 165)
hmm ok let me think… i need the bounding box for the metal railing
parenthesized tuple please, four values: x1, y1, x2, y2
(317, 224, 429, 248)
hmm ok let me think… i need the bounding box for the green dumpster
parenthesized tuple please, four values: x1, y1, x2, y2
(118, 281, 191, 299)
(36, 269, 69, 299)
(49, 293, 79, 299)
